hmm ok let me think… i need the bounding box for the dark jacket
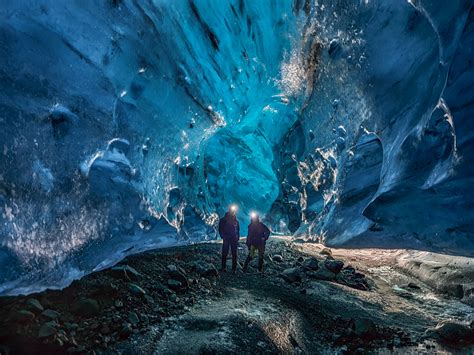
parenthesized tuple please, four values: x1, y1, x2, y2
(219, 212, 240, 242)
(246, 221, 270, 247)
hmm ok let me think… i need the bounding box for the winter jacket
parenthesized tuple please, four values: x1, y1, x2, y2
(218, 212, 240, 242)
(246, 221, 270, 247)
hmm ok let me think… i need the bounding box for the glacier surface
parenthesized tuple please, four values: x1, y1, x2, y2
(0, 0, 473, 295)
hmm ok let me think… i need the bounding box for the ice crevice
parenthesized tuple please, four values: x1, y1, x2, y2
(0, 0, 473, 295)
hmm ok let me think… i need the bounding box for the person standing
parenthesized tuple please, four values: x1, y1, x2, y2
(219, 205, 240, 273)
(243, 212, 270, 273)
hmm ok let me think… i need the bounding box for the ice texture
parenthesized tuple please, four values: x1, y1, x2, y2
(0, 0, 473, 295)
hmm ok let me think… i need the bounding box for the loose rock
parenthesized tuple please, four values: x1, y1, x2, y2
(38, 323, 57, 338)
(426, 321, 474, 345)
(12, 310, 35, 323)
(325, 259, 344, 274)
(128, 311, 139, 325)
(308, 263, 336, 281)
(111, 265, 142, 281)
(128, 283, 146, 295)
(120, 323, 133, 339)
(42, 309, 60, 319)
(281, 268, 302, 283)
(272, 254, 283, 263)
(72, 298, 100, 317)
(351, 318, 377, 338)
(320, 248, 332, 256)
(168, 269, 189, 289)
(192, 261, 219, 277)
(26, 298, 44, 312)
(167, 279, 183, 290)
(302, 257, 319, 271)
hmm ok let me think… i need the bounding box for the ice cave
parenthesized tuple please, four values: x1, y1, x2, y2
(0, 0, 473, 352)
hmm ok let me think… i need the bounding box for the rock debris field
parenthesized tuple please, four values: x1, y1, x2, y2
(0, 237, 473, 354)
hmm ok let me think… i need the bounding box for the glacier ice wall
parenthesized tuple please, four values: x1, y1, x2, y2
(0, 0, 473, 295)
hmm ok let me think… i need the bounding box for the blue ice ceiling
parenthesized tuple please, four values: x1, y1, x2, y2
(0, 0, 473, 295)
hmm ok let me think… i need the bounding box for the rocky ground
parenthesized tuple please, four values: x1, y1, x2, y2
(0, 237, 473, 354)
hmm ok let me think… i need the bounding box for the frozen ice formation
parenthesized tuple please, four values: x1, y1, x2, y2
(0, 1, 473, 295)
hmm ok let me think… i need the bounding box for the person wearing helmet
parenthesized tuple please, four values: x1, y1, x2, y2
(218, 204, 240, 273)
(243, 212, 270, 273)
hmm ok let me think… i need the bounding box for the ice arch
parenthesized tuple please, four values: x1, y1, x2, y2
(0, 0, 473, 295)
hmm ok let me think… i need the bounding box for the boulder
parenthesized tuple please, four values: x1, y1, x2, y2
(302, 257, 319, 271)
(324, 259, 344, 274)
(337, 274, 369, 291)
(42, 309, 60, 319)
(336, 267, 370, 290)
(280, 268, 302, 283)
(38, 323, 57, 338)
(26, 298, 44, 312)
(192, 261, 219, 277)
(72, 298, 100, 317)
(426, 321, 474, 345)
(12, 310, 35, 323)
(168, 269, 189, 288)
(308, 263, 336, 281)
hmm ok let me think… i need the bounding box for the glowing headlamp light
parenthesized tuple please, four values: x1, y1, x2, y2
(230, 205, 237, 212)
(250, 212, 257, 219)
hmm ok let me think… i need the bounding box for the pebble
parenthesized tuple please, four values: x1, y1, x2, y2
(128, 283, 146, 295)
(272, 255, 283, 262)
